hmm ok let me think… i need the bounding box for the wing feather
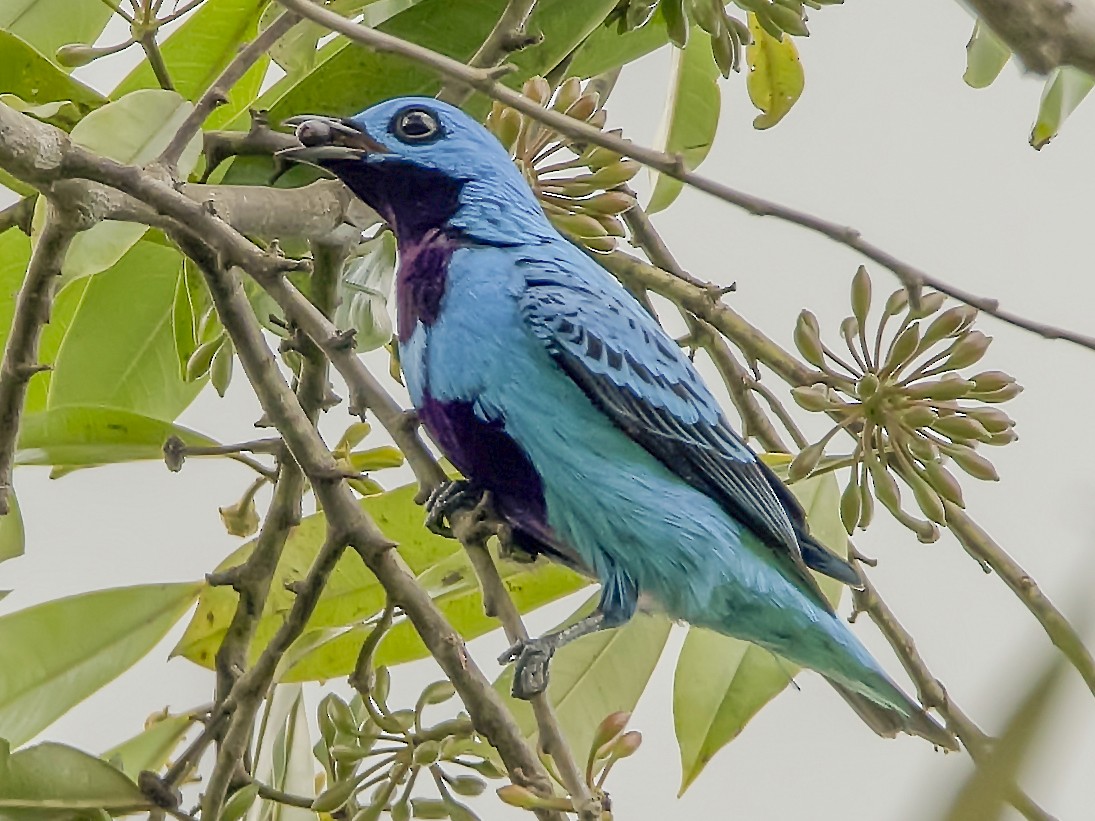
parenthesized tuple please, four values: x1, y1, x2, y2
(517, 252, 855, 604)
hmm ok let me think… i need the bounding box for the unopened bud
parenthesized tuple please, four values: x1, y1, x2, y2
(790, 385, 831, 412)
(788, 441, 824, 481)
(905, 377, 974, 402)
(909, 291, 946, 319)
(840, 478, 861, 535)
(948, 445, 999, 481)
(850, 266, 872, 326)
(943, 331, 991, 371)
(886, 323, 921, 370)
(794, 312, 826, 368)
(923, 462, 964, 506)
(922, 306, 977, 348)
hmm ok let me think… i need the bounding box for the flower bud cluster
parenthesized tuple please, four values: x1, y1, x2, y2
(788, 267, 1020, 541)
(487, 77, 640, 252)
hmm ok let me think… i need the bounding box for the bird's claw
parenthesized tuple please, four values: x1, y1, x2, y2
(424, 479, 480, 537)
(498, 637, 555, 700)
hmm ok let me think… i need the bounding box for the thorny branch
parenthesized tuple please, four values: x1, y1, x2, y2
(158, 10, 301, 170)
(277, 0, 1095, 355)
(437, 0, 542, 106)
(454, 504, 601, 821)
(0, 204, 77, 514)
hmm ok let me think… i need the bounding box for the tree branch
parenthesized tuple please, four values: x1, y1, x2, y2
(965, 0, 1095, 76)
(0, 195, 34, 236)
(454, 507, 600, 821)
(437, 0, 542, 105)
(159, 10, 301, 171)
(850, 567, 1056, 821)
(274, 0, 1095, 355)
(0, 204, 76, 513)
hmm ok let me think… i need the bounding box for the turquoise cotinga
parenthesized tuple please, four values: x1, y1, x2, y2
(280, 97, 956, 750)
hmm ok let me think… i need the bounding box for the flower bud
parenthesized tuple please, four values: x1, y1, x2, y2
(522, 77, 552, 106)
(921, 306, 977, 348)
(905, 377, 974, 402)
(947, 445, 999, 481)
(886, 323, 921, 370)
(942, 331, 991, 371)
(793, 312, 826, 368)
(552, 77, 583, 113)
(969, 370, 1014, 392)
(564, 92, 599, 123)
(850, 266, 872, 326)
(855, 373, 880, 400)
(497, 784, 546, 809)
(311, 774, 363, 813)
(409, 798, 449, 819)
(963, 407, 1014, 434)
(931, 415, 990, 443)
(840, 477, 861, 535)
(970, 383, 1023, 403)
(412, 739, 442, 765)
(788, 441, 824, 481)
(790, 385, 831, 412)
(909, 291, 946, 319)
(909, 474, 946, 523)
(55, 43, 102, 67)
(766, 3, 809, 35)
(884, 288, 908, 316)
(448, 775, 488, 797)
(901, 404, 937, 429)
(923, 462, 964, 506)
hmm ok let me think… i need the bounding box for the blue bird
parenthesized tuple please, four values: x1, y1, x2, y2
(281, 97, 957, 750)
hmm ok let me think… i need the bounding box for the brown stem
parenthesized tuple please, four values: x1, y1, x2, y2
(437, 0, 542, 105)
(158, 11, 301, 171)
(0, 206, 76, 514)
(455, 509, 600, 820)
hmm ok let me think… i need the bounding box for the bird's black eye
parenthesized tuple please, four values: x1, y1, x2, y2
(391, 107, 442, 143)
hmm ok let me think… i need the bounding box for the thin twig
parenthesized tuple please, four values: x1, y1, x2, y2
(850, 566, 1056, 821)
(943, 501, 1095, 698)
(437, 0, 542, 106)
(158, 10, 301, 171)
(454, 508, 600, 821)
(0, 205, 76, 514)
(0, 196, 34, 236)
(275, 0, 1095, 355)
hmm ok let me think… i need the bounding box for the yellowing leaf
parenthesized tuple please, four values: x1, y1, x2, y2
(1030, 66, 1094, 150)
(745, 13, 804, 130)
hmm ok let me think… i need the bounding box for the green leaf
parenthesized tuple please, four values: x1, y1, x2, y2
(569, 4, 676, 78)
(0, 95, 83, 129)
(672, 453, 848, 792)
(53, 90, 203, 281)
(16, 406, 216, 467)
(0, 583, 201, 746)
(0, 741, 145, 817)
(0, 0, 113, 71)
(0, 228, 31, 361)
(48, 239, 203, 421)
(647, 28, 721, 214)
(0, 29, 105, 114)
(112, 0, 268, 129)
(745, 12, 805, 129)
(1030, 67, 1095, 150)
(0, 487, 24, 566)
(100, 715, 193, 780)
(963, 20, 1010, 89)
(175, 483, 461, 669)
(251, 686, 316, 821)
(494, 597, 672, 761)
(282, 547, 589, 681)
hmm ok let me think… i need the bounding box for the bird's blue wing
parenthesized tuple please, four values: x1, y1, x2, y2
(517, 248, 855, 597)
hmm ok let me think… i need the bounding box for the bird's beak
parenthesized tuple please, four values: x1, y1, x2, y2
(277, 115, 389, 166)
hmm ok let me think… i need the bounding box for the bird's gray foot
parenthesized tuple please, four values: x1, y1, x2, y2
(424, 479, 481, 537)
(498, 636, 556, 699)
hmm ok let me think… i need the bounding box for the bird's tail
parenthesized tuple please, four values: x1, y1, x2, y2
(826, 678, 958, 751)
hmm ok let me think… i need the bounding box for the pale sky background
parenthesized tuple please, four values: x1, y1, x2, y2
(2, 1, 1095, 819)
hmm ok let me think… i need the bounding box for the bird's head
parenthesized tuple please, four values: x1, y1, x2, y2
(280, 97, 555, 246)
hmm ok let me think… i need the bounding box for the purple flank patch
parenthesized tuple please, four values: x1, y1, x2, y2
(418, 395, 547, 531)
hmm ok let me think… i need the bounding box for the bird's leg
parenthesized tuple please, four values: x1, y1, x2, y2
(498, 610, 610, 700)
(423, 479, 482, 537)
